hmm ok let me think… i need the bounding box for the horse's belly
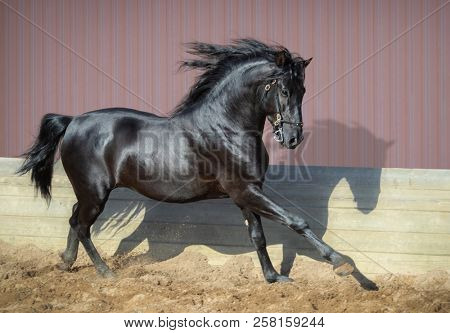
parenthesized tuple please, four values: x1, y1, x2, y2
(130, 179, 226, 203)
(117, 132, 228, 202)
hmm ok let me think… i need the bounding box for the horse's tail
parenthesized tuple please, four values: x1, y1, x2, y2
(16, 113, 73, 203)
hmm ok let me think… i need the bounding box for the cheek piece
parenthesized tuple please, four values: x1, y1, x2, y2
(264, 80, 303, 144)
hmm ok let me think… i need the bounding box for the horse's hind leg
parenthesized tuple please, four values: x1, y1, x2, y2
(75, 192, 114, 278)
(57, 203, 80, 271)
(242, 209, 292, 283)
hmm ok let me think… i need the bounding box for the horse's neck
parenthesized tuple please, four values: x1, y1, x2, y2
(187, 91, 267, 134)
(173, 60, 274, 134)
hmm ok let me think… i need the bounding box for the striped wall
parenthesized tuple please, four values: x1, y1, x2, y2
(0, 0, 449, 169)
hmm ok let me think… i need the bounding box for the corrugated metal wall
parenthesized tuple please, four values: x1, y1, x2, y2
(0, 0, 449, 168)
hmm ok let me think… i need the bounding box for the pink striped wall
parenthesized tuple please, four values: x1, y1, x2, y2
(0, 0, 449, 169)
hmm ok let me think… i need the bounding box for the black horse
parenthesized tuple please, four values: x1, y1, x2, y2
(18, 39, 354, 283)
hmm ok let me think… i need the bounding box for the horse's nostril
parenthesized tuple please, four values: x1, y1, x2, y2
(288, 137, 297, 147)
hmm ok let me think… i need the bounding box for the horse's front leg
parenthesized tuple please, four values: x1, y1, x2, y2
(241, 209, 293, 283)
(232, 184, 354, 277)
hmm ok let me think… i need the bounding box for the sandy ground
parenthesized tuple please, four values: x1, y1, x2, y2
(0, 241, 449, 313)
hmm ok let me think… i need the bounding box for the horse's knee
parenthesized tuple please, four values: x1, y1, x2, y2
(249, 228, 266, 249)
(288, 218, 308, 233)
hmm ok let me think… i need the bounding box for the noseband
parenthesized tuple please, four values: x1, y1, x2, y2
(264, 80, 303, 143)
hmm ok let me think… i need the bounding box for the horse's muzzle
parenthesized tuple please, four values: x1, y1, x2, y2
(284, 128, 304, 149)
(286, 135, 303, 149)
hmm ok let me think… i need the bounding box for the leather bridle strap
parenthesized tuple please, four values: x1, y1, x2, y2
(264, 80, 303, 142)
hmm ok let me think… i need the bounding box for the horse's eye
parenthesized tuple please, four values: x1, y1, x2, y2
(281, 89, 289, 97)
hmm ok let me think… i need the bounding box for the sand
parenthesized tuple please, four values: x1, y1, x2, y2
(0, 241, 448, 313)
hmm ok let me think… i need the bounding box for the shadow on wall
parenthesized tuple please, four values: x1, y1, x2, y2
(92, 120, 394, 290)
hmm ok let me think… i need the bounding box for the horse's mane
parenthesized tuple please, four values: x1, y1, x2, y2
(173, 39, 305, 115)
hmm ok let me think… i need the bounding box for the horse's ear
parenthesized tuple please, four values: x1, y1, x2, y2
(275, 51, 288, 67)
(303, 57, 313, 67)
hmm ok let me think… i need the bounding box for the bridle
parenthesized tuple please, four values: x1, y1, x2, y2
(264, 79, 303, 143)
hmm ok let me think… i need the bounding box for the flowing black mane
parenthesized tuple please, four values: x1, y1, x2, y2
(173, 39, 306, 115)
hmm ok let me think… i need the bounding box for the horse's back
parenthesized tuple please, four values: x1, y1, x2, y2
(62, 107, 161, 153)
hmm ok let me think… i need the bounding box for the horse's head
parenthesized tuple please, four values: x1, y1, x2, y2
(345, 168, 382, 214)
(263, 51, 312, 149)
(176, 39, 312, 148)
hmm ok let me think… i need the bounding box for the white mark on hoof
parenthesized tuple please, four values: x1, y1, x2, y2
(244, 219, 249, 226)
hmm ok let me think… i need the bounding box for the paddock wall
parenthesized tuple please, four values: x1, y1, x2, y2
(0, 157, 449, 277)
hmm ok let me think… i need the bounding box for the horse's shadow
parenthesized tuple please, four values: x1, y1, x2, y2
(92, 120, 394, 290)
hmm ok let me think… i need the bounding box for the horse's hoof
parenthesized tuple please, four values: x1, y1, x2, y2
(267, 275, 294, 283)
(58, 251, 67, 262)
(362, 280, 379, 291)
(276, 275, 294, 283)
(56, 262, 72, 271)
(58, 251, 74, 263)
(99, 269, 116, 279)
(333, 262, 354, 276)
(57, 252, 72, 271)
